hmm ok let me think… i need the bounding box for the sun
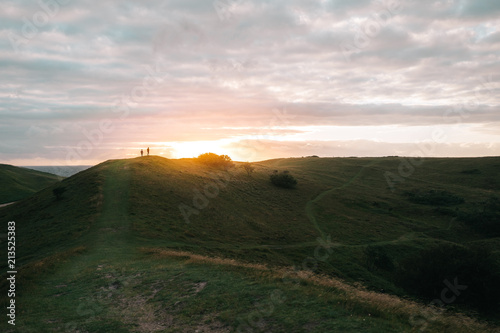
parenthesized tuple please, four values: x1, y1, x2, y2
(170, 140, 229, 159)
(142, 138, 258, 161)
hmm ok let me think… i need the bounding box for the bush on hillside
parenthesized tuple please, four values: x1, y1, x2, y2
(396, 243, 500, 313)
(270, 170, 297, 189)
(197, 153, 234, 170)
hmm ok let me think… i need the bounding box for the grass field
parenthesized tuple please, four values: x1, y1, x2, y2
(0, 164, 62, 204)
(0, 156, 499, 332)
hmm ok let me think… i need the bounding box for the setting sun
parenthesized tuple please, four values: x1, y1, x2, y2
(169, 140, 230, 159)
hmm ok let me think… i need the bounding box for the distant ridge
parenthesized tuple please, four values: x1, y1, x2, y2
(0, 164, 62, 204)
(24, 165, 92, 178)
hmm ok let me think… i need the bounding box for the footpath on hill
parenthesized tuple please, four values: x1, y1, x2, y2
(305, 160, 380, 239)
(64, 160, 134, 267)
(91, 161, 134, 256)
(13, 161, 138, 332)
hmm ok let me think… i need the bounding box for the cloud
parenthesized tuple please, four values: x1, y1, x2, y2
(0, 0, 499, 164)
(459, 0, 500, 18)
(228, 139, 500, 161)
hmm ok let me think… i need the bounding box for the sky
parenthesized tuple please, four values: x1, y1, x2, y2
(1, 0, 499, 165)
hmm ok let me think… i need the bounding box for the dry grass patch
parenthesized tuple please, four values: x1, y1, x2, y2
(142, 247, 498, 333)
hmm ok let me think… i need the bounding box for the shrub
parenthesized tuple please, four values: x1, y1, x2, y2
(197, 153, 234, 170)
(270, 170, 297, 189)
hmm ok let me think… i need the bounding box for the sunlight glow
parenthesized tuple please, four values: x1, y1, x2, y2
(169, 140, 232, 159)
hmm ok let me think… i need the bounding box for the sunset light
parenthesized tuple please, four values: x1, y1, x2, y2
(0, 0, 499, 166)
(3, 1, 500, 331)
(168, 140, 232, 159)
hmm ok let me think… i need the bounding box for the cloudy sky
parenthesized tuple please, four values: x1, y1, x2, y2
(1, 0, 499, 165)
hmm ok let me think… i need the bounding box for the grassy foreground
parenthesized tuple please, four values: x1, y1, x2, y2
(0, 156, 499, 332)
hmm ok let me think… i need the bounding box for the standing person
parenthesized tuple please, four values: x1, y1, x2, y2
(147, 147, 150, 156)
(141, 149, 143, 157)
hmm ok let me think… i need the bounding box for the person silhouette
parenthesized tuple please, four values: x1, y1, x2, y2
(147, 147, 150, 156)
(141, 149, 143, 157)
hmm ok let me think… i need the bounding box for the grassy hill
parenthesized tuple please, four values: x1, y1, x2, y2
(1, 156, 499, 332)
(0, 164, 62, 204)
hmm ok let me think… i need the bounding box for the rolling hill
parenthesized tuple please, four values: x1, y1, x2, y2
(0, 164, 62, 204)
(1, 156, 499, 332)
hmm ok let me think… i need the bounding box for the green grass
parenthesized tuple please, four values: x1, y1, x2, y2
(1, 156, 499, 332)
(0, 164, 62, 204)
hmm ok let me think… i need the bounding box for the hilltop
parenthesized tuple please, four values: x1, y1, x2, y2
(0, 164, 62, 204)
(0, 156, 499, 332)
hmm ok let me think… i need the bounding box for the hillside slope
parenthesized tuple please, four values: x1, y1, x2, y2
(1, 156, 499, 332)
(0, 164, 62, 204)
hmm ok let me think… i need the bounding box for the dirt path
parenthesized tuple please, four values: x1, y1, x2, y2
(235, 161, 396, 251)
(92, 161, 133, 256)
(28, 161, 136, 330)
(305, 160, 380, 239)
(179, 160, 419, 252)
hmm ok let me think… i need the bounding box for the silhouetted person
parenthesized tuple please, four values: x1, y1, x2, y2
(141, 149, 143, 157)
(147, 147, 150, 156)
